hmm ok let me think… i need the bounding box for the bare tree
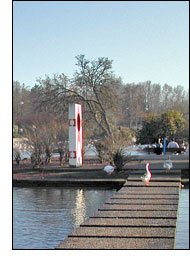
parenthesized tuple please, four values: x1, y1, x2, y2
(121, 83, 145, 128)
(37, 55, 121, 140)
(34, 56, 138, 164)
(73, 55, 121, 138)
(13, 148, 21, 165)
(53, 122, 69, 166)
(24, 124, 44, 168)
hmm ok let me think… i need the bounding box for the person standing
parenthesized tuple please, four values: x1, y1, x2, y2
(157, 138, 163, 148)
(155, 138, 163, 155)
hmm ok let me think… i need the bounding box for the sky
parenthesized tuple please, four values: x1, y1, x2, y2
(13, 1, 189, 90)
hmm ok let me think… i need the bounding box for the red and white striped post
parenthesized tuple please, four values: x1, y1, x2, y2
(68, 103, 83, 167)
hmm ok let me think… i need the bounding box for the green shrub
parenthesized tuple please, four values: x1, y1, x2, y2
(13, 125, 18, 137)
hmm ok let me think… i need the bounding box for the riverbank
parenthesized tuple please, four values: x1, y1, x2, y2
(13, 154, 189, 250)
(13, 154, 189, 187)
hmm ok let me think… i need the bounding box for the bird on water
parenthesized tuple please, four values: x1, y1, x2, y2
(141, 163, 152, 185)
(163, 156, 173, 172)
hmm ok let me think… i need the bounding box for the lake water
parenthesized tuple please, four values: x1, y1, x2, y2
(175, 188, 189, 249)
(13, 144, 152, 160)
(13, 187, 115, 249)
(13, 187, 189, 250)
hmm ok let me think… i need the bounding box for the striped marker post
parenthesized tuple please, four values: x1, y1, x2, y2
(68, 103, 83, 167)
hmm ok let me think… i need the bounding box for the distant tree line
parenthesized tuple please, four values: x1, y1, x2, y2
(13, 54, 189, 164)
(137, 110, 188, 144)
(120, 81, 189, 128)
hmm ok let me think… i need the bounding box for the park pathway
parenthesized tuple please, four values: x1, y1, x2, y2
(56, 170, 181, 249)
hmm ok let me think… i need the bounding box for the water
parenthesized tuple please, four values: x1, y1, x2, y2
(84, 144, 149, 157)
(13, 187, 189, 250)
(13, 144, 150, 160)
(175, 188, 189, 249)
(13, 187, 115, 249)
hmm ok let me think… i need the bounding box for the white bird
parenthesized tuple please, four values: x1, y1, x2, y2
(141, 163, 152, 185)
(104, 165, 115, 175)
(163, 156, 173, 172)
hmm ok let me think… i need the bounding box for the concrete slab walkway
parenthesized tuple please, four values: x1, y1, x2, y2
(56, 172, 181, 249)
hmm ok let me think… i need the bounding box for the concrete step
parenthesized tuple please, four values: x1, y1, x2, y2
(117, 187, 180, 195)
(80, 217, 177, 227)
(90, 210, 177, 218)
(127, 175, 181, 182)
(110, 194, 179, 199)
(123, 181, 180, 187)
(68, 226, 176, 238)
(56, 237, 174, 249)
(105, 198, 178, 205)
(128, 170, 181, 175)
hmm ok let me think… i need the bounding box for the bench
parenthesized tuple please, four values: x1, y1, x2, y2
(144, 147, 186, 155)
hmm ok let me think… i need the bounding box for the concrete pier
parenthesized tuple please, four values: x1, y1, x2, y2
(56, 172, 181, 249)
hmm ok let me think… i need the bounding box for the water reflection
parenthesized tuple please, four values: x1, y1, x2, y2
(13, 187, 115, 249)
(72, 189, 86, 227)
